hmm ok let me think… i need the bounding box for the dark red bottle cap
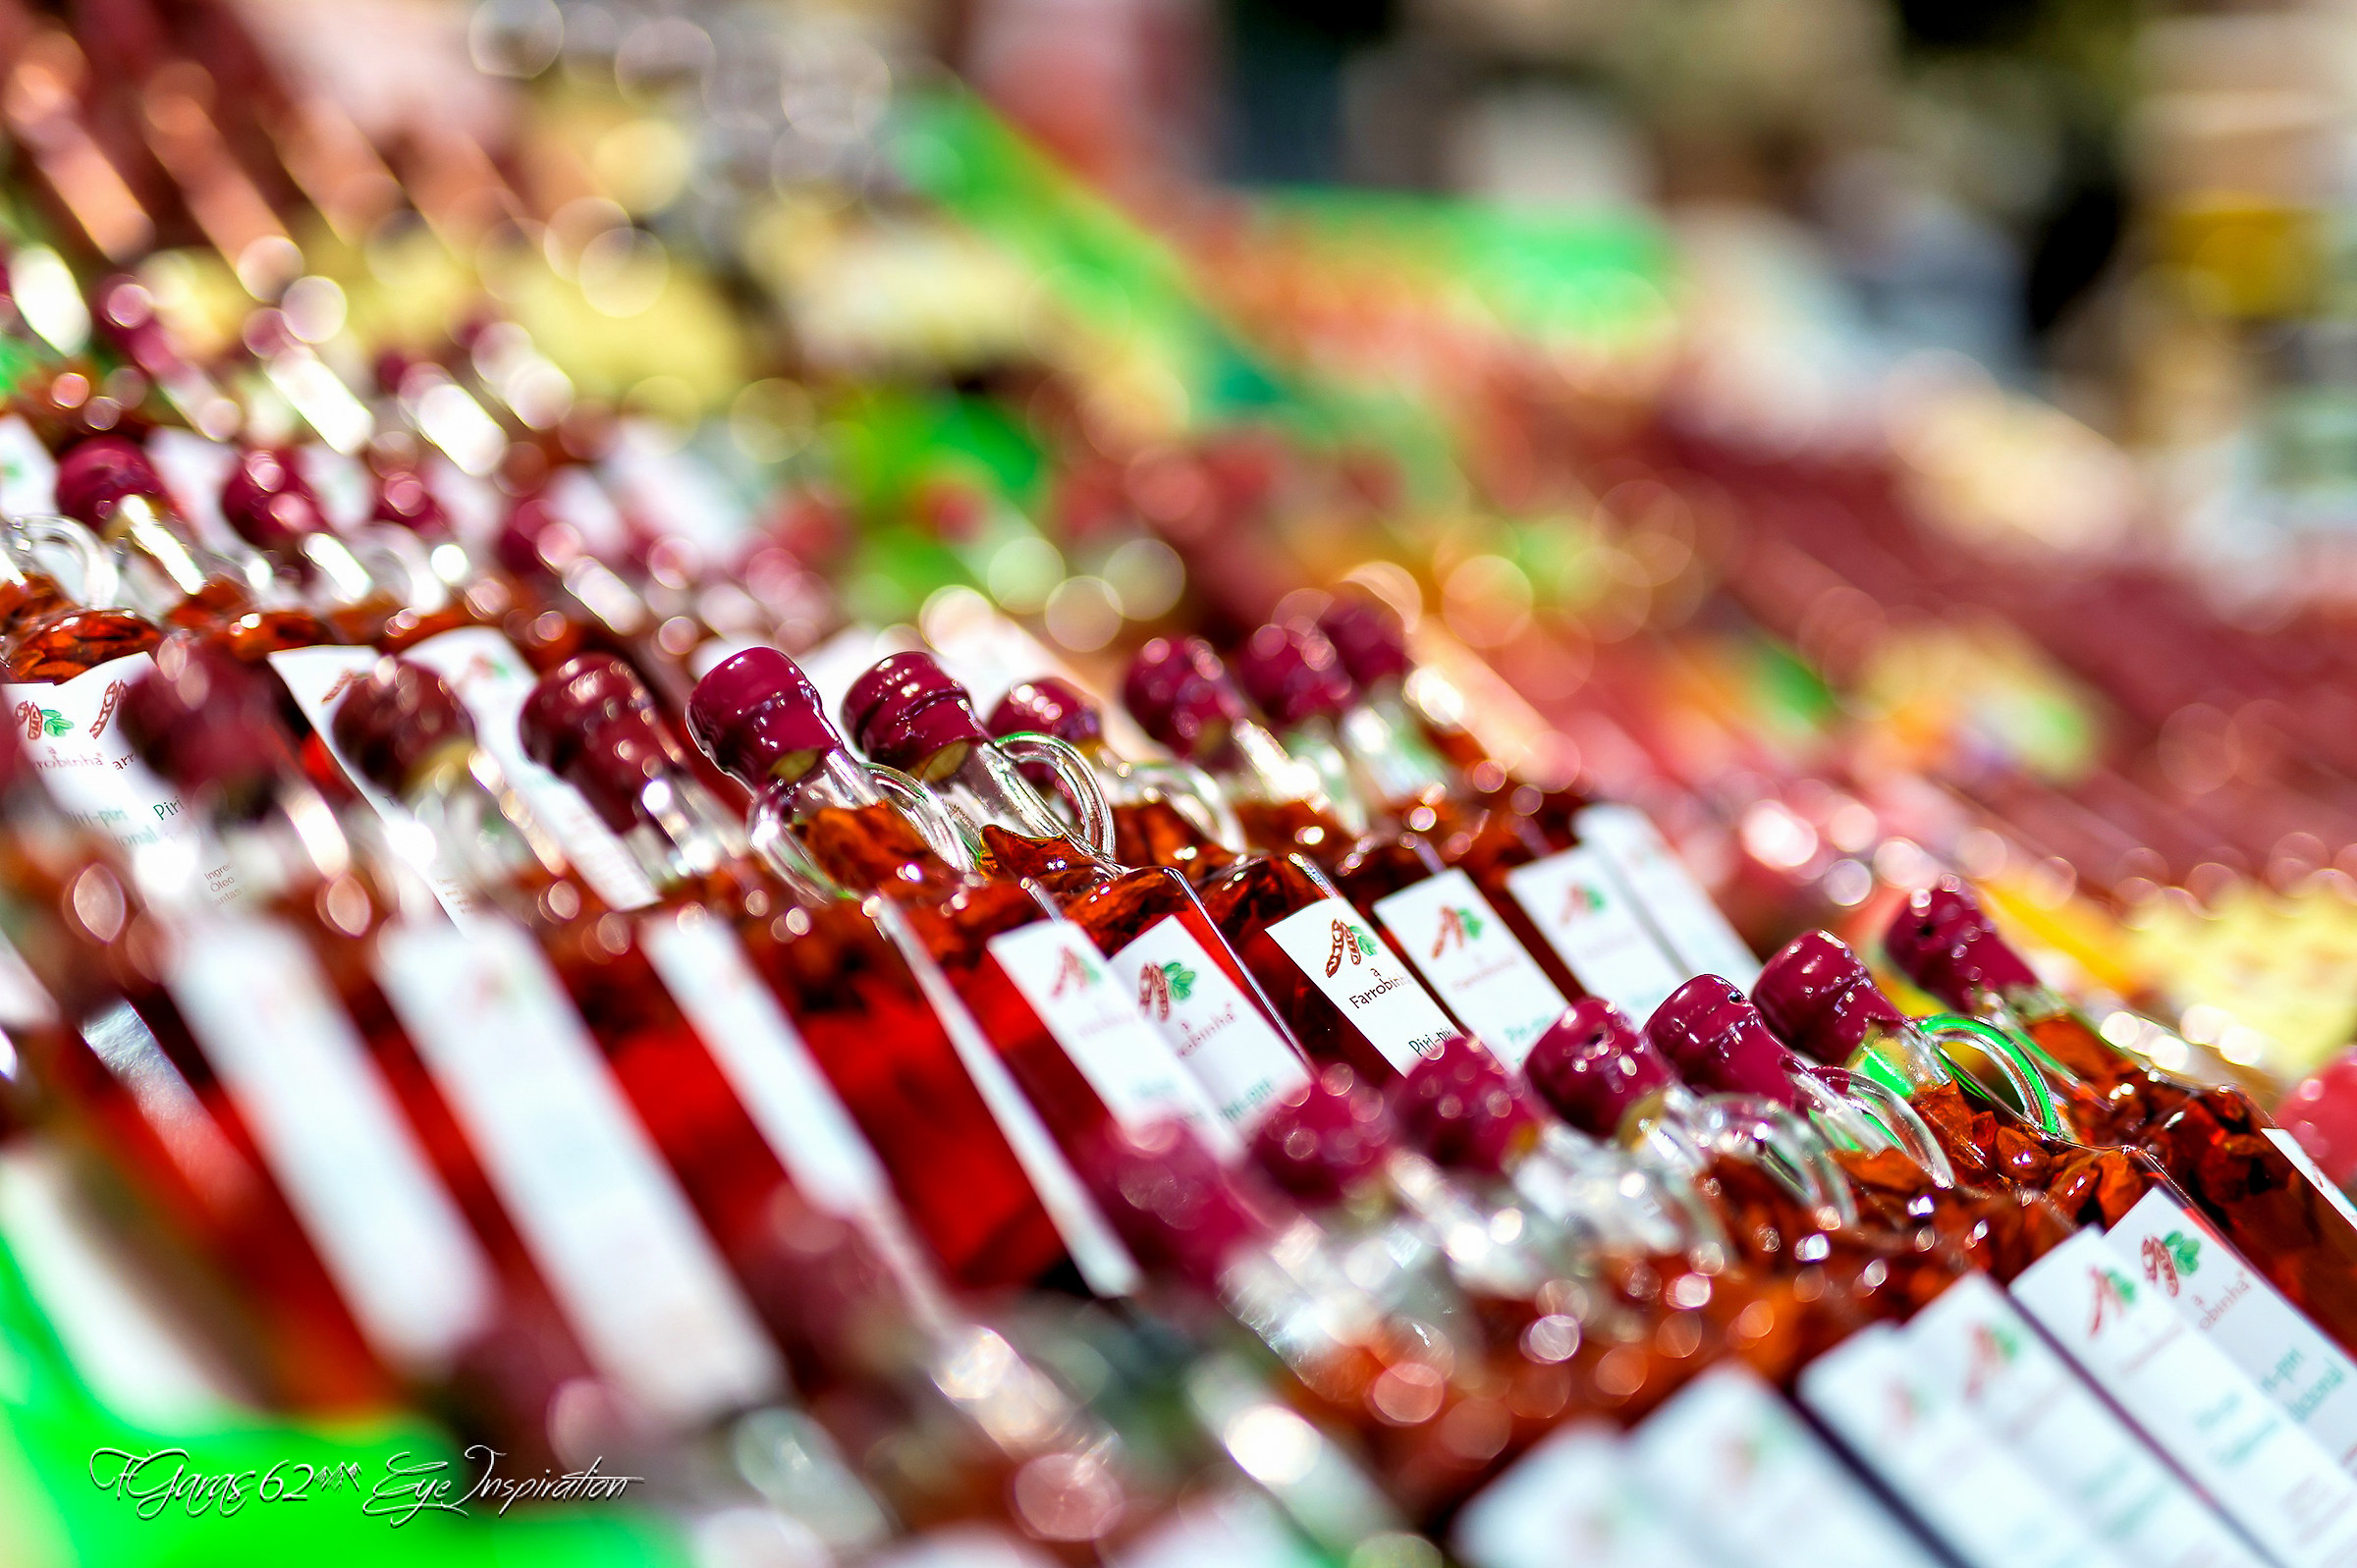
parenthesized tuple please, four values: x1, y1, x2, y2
(1234, 622, 1354, 728)
(371, 468, 451, 538)
(219, 448, 327, 552)
(839, 651, 986, 772)
(55, 436, 167, 531)
(518, 654, 685, 833)
(1391, 1034, 1537, 1174)
(330, 659, 476, 795)
(1123, 637, 1245, 761)
(493, 494, 572, 578)
(1077, 1119, 1274, 1289)
(1522, 999, 1675, 1134)
(685, 646, 845, 787)
(1249, 1064, 1395, 1204)
(1755, 932, 1908, 1065)
(1645, 976, 1804, 1108)
(1883, 877, 2040, 1009)
(1318, 595, 1412, 688)
(985, 676, 1103, 748)
(120, 638, 294, 794)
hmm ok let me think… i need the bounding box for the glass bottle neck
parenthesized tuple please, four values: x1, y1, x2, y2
(757, 749, 966, 900)
(400, 743, 586, 914)
(928, 742, 1105, 877)
(1215, 717, 1365, 836)
(614, 765, 779, 903)
(1333, 692, 1456, 814)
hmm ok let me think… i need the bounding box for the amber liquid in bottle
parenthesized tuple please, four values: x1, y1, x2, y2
(2022, 1003, 2357, 1352)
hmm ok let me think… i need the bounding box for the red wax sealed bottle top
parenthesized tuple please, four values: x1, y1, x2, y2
(121, 639, 295, 791)
(519, 654, 685, 833)
(220, 449, 328, 552)
(685, 646, 843, 786)
(1234, 622, 1354, 728)
(1646, 976, 1805, 1108)
(1392, 1034, 1536, 1174)
(1317, 594, 1412, 688)
(372, 469, 450, 537)
(985, 676, 1103, 748)
(331, 659, 475, 794)
(839, 651, 987, 772)
(1123, 636, 1245, 759)
(1754, 932, 1908, 1065)
(1883, 877, 2041, 1009)
(1250, 1063, 1396, 1204)
(55, 435, 168, 530)
(1522, 998, 1674, 1135)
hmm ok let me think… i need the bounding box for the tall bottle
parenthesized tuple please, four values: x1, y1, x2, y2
(840, 651, 1310, 1143)
(1754, 931, 2171, 1231)
(24, 643, 658, 1470)
(1236, 620, 1687, 1034)
(1887, 877, 2357, 1355)
(1127, 634, 1599, 1072)
(1314, 592, 1761, 988)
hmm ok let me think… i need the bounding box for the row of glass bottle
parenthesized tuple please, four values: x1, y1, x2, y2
(7, 433, 2357, 1566)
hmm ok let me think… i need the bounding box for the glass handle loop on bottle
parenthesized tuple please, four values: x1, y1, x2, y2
(863, 763, 976, 872)
(1131, 757, 1247, 851)
(996, 732, 1118, 860)
(1918, 1014, 2067, 1137)
(8, 513, 118, 607)
(1690, 1092, 1860, 1231)
(1821, 1067, 1959, 1188)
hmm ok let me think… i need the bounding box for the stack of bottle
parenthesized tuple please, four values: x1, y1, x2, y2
(0, 4, 2354, 1564)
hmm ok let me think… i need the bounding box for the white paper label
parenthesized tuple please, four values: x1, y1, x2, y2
(1799, 1324, 2127, 1568)
(2010, 1228, 2357, 1568)
(2105, 1185, 2357, 1468)
(1263, 897, 1461, 1073)
(1908, 1272, 2264, 1568)
(1627, 1361, 1940, 1568)
(1110, 916, 1309, 1135)
(1502, 846, 1685, 1022)
(1375, 870, 1567, 1068)
(636, 908, 890, 1217)
(166, 919, 495, 1370)
(5, 653, 237, 903)
(987, 921, 1237, 1157)
(397, 628, 660, 912)
(0, 414, 57, 514)
(1576, 803, 1760, 987)
(373, 919, 783, 1428)
(2270, 1128, 2357, 1232)
(1456, 1423, 1711, 1568)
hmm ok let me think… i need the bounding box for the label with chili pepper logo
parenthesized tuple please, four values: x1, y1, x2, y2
(1266, 897, 1459, 1072)
(1375, 870, 1567, 1069)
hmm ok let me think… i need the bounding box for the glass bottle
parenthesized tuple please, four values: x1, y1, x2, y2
(1641, 974, 2073, 1282)
(372, 650, 1068, 1295)
(1049, 650, 1453, 1100)
(685, 647, 1246, 1214)
(1130, 634, 1595, 1074)
(17, 643, 631, 1465)
(839, 650, 1297, 1147)
(1754, 931, 2169, 1231)
(1521, 998, 1967, 1358)
(331, 656, 1157, 1543)
(1886, 877, 2357, 1356)
(22, 434, 336, 674)
(984, 674, 1241, 887)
